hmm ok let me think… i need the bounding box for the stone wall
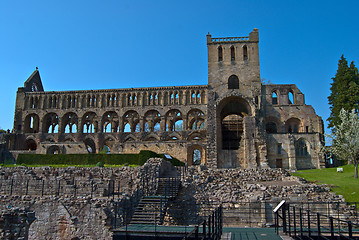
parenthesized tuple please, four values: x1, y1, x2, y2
(164, 166, 354, 227)
(0, 158, 174, 240)
(0, 208, 35, 240)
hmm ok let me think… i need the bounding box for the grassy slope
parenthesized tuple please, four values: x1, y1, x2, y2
(292, 164, 359, 203)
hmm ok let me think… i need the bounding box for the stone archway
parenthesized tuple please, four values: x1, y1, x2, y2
(47, 145, 62, 154)
(24, 138, 37, 151)
(217, 96, 252, 168)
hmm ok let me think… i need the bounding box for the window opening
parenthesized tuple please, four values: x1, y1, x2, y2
(277, 143, 282, 155)
(288, 91, 294, 104)
(243, 45, 248, 61)
(218, 46, 223, 61)
(124, 123, 131, 132)
(228, 75, 239, 89)
(193, 149, 201, 165)
(230, 46, 235, 61)
(272, 92, 278, 105)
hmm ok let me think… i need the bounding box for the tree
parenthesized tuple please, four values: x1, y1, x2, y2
(328, 55, 359, 128)
(325, 109, 359, 178)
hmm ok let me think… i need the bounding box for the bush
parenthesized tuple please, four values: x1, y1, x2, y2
(96, 162, 104, 167)
(16, 150, 185, 166)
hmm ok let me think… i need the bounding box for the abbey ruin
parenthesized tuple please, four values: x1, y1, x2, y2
(8, 29, 325, 170)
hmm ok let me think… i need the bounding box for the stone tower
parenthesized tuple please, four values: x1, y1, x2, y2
(206, 29, 267, 168)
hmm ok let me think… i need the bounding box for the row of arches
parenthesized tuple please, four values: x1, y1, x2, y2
(218, 45, 248, 62)
(25, 89, 207, 110)
(24, 109, 206, 134)
(271, 90, 295, 105)
(266, 117, 310, 134)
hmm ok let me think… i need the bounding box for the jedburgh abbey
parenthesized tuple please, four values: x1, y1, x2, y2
(9, 29, 325, 169)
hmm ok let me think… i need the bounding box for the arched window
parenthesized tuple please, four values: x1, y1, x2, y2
(230, 46, 235, 61)
(243, 45, 248, 61)
(124, 123, 131, 132)
(285, 118, 301, 133)
(218, 46, 223, 62)
(272, 91, 278, 105)
(288, 91, 294, 104)
(295, 139, 309, 157)
(228, 75, 239, 89)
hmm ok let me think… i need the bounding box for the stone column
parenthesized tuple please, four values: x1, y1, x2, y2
(205, 90, 217, 168)
(243, 116, 257, 169)
(287, 135, 296, 170)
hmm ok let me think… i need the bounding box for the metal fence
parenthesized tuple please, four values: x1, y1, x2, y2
(274, 201, 359, 239)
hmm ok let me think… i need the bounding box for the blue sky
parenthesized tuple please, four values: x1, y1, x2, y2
(0, 0, 358, 133)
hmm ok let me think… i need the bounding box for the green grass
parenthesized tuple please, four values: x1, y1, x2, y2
(292, 164, 359, 203)
(0, 164, 139, 168)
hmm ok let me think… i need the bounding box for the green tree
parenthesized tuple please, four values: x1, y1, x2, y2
(325, 109, 359, 178)
(328, 55, 359, 128)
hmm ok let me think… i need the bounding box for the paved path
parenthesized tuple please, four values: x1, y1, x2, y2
(222, 228, 291, 240)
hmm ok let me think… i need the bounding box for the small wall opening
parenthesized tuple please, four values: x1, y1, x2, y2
(230, 46, 235, 61)
(272, 92, 278, 105)
(288, 91, 294, 104)
(218, 46, 223, 62)
(243, 45, 248, 61)
(228, 75, 239, 89)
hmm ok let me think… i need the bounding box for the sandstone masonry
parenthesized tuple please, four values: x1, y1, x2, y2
(8, 29, 324, 170)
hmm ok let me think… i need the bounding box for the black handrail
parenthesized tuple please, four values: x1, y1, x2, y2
(182, 205, 223, 240)
(274, 201, 359, 239)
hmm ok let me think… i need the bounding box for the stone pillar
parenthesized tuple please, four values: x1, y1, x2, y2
(243, 116, 257, 169)
(205, 90, 217, 168)
(160, 117, 166, 131)
(287, 135, 296, 170)
(139, 117, 145, 132)
(182, 114, 188, 130)
(259, 143, 269, 168)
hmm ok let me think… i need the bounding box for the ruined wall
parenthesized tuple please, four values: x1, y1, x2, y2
(0, 166, 139, 240)
(0, 158, 176, 240)
(10, 29, 325, 170)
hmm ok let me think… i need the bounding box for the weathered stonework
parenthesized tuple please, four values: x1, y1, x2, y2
(9, 29, 325, 170)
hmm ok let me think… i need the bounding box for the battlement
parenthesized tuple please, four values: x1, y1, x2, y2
(207, 28, 259, 44)
(210, 36, 249, 43)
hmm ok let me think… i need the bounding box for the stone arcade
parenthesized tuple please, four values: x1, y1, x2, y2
(9, 29, 325, 169)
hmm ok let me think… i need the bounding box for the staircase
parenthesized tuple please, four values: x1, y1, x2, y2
(130, 177, 180, 225)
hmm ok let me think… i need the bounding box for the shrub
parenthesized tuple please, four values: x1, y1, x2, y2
(96, 162, 104, 167)
(16, 150, 185, 166)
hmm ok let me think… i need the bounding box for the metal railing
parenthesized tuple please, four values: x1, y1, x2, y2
(182, 205, 223, 240)
(274, 201, 359, 239)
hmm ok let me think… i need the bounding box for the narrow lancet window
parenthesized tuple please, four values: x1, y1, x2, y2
(218, 46, 223, 62)
(243, 45, 248, 61)
(230, 46, 235, 61)
(272, 92, 278, 105)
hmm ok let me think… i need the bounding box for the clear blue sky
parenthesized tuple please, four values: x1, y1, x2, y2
(0, 0, 358, 133)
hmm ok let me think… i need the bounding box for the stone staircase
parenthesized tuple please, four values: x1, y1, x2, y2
(130, 177, 180, 225)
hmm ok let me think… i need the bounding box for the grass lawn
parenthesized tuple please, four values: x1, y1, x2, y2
(292, 164, 359, 203)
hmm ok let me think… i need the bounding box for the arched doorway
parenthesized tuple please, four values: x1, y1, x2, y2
(24, 138, 37, 151)
(217, 97, 251, 168)
(47, 145, 62, 154)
